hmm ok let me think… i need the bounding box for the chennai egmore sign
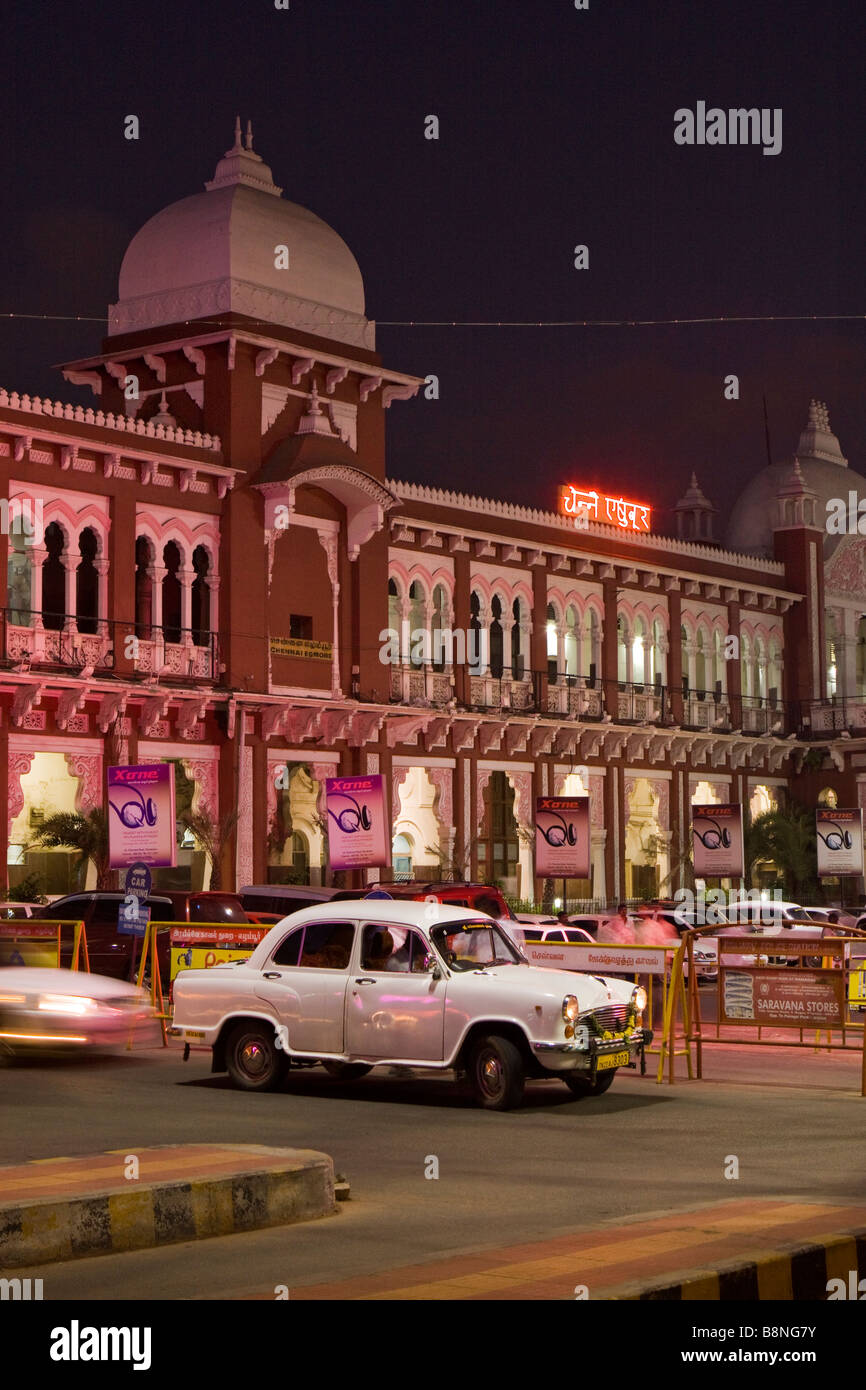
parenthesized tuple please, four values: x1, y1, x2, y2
(559, 484, 652, 532)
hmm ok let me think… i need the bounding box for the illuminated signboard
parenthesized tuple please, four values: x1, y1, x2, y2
(559, 485, 651, 533)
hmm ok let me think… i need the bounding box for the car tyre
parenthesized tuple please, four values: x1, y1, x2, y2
(225, 1022, 287, 1092)
(563, 1068, 617, 1098)
(469, 1034, 525, 1111)
(322, 1061, 373, 1081)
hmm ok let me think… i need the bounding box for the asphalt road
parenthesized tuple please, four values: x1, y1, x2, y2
(2, 1038, 865, 1300)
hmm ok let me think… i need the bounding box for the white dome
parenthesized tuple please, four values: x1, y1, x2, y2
(109, 123, 372, 349)
(725, 400, 865, 556)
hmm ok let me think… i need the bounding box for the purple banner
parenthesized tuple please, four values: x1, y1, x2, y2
(692, 803, 744, 879)
(535, 796, 591, 878)
(108, 764, 177, 869)
(325, 774, 390, 871)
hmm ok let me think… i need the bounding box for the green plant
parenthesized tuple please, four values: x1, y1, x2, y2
(4, 872, 47, 903)
(29, 808, 112, 889)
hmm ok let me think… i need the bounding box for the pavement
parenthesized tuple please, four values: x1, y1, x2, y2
(2, 1036, 866, 1299)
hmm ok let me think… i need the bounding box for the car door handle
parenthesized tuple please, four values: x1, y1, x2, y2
(263, 971, 282, 979)
(355, 977, 376, 985)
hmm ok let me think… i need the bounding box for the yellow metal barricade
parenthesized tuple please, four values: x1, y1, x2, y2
(137, 921, 271, 1046)
(0, 919, 89, 971)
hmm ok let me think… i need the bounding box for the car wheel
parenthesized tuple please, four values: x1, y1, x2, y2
(322, 1061, 373, 1081)
(225, 1022, 287, 1092)
(469, 1034, 525, 1111)
(563, 1068, 617, 1098)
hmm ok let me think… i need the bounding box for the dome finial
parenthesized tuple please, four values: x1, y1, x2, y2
(245, 120, 254, 151)
(232, 115, 242, 152)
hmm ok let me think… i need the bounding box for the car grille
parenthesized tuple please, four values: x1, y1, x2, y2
(581, 1004, 630, 1033)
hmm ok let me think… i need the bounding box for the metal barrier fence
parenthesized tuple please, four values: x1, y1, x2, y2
(0, 919, 90, 971)
(659, 925, 866, 1096)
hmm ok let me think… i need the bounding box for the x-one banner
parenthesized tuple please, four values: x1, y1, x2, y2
(108, 764, 177, 869)
(816, 808, 864, 877)
(535, 796, 591, 878)
(326, 774, 390, 871)
(691, 802, 744, 879)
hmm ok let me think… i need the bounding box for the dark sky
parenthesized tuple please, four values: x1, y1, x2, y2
(1, 0, 865, 539)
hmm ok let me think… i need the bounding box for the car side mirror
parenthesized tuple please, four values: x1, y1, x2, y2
(424, 955, 442, 980)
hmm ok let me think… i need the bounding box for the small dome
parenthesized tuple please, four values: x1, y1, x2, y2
(725, 400, 865, 555)
(109, 121, 372, 349)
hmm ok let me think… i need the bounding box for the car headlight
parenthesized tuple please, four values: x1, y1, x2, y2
(37, 994, 98, 1015)
(631, 986, 647, 1015)
(562, 994, 580, 1022)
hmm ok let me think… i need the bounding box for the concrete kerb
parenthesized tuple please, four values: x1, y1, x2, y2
(0, 1144, 338, 1269)
(607, 1227, 866, 1301)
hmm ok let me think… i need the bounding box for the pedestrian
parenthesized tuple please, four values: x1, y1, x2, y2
(598, 904, 635, 943)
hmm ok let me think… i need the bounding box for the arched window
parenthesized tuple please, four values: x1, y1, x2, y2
(768, 641, 781, 704)
(741, 634, 752, 698)
(469, 591, 483, 674)
(754, 638, 767, 700)
(42, 522, 66, 631)
(490, 594, 504, 680)
(695, 629, 707, 699)
(712, 630, 723, 696)
(392, 832, 413, 879)
(583, 610, 599, 685)
(632, 617, 646, 688)
(135, 537, 153, 640)
(617, 616, 628, 685)
(387, 577, 401, 664)
(564, 605, 578, 678)
(431, 583, 447, 671)
(408, 581, 426, 669)
(546, 603, 559, 684)
(652, 618, 665, 687)
(680, 624, 690, 695)
(191, 546, 211, 647)
(511, 597, 524, 680)
(75, 527, 99, 635)
(7, 532, 31, 625)
(162, 540, 182, 645)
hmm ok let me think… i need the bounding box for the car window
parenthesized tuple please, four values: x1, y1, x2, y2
(273, 927, 303, 967)
(189, 897, 245, 923)
(474, 894, 503, 918)
(544, 930, 566, 942)
(564, 929, 590, 943)
(522, 928, 543, 942)
(91, 898, 122, 925)
(41, 896, 86, 920)
(298, 921, 355, 970)
(430, 920, 521, 971)
(360, 925, 429, 973)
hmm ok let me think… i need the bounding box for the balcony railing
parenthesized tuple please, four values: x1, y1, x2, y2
(805, 696, 866, 738)
(1, 610, 220, 681)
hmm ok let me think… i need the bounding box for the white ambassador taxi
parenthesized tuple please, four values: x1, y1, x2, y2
(171, 901, 651, 1110)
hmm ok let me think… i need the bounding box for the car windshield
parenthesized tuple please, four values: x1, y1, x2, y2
(430, 920, 522, 971)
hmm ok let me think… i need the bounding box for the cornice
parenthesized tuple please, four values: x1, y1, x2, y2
(0, 388, 221, 453)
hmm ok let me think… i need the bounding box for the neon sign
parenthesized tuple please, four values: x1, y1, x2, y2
(559, 485, 651, 532)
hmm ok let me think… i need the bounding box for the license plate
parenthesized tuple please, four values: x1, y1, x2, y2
(596, 1049, 630, 1072)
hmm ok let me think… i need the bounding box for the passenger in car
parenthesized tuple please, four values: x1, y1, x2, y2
(364, 929, 395, 971)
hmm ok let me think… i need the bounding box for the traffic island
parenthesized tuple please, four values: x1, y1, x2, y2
(0, 1143, 337, 1269)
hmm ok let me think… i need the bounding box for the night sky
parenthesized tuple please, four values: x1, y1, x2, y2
(2, 0, 865, 538)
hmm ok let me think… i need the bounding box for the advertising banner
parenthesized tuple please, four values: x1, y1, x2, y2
(720, 966, 845, 1027)
(522, 941, 667, 975)
(534, 797, 591, 878)
(325, 774, 390, 871)
(691, 803, 744, 879)
(816, 808, 864, 877)
(169, 926, 270, 986)
(108, 764, 177, 869)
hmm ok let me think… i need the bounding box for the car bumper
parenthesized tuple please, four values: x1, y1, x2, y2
(531, 1028, 653, 1073)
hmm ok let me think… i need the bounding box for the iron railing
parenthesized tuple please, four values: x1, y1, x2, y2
(0, 610, 220, 681)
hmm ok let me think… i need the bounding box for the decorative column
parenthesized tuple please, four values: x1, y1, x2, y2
(475, 766, 494, 834)
(31, 546, 46, 630)
(95, 557, 109, 638)
(317, 532, 342, 697)
(427, 767, 455, 866)
(62, 554, 78, 634)
(179, 568, 195, 643)
(8, 751, 35, 837)
(181, 758, 219, 820)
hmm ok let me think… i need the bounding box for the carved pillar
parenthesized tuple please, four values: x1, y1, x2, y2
(427, 767, 455, 863)
(179, 568, 194, 643)
(476, 766, 494, 834)
(62, 555, 77, 634)
(64, 753, 103, 813)
(95, 557, 109, 636)
(31, 546, 46, 629)
(8, 751, 35, 836)
(317, 532, 341, 697)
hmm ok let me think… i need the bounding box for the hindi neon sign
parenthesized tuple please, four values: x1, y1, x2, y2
(559, 485, 651, 533)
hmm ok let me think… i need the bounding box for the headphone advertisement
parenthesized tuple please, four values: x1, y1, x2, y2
(534, 796, 591, 878)
(326, 773, 390, 870)
(816, 807, 864, 877)
(691, 802, 744, 879)
(107, 763, 177, 868)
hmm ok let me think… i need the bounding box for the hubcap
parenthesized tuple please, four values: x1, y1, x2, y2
(480, 1052, 502, 1095)
(240, 1039, 269, 1077)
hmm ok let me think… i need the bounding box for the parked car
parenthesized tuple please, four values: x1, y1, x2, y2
(715, 904, 831, 967)
(652, 910, 719, 982)
(0, 902, 35, 919)
(171, 900, 652, 1110)
(32, 890, 250, 982)
(239, 885, 340, 917)
(519, 925, 595, 945)
(0, 965, 159, 1053)
(330, 880, 517, 920)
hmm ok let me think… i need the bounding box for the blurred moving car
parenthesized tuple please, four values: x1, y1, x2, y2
(0, 966, 159, 1054)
